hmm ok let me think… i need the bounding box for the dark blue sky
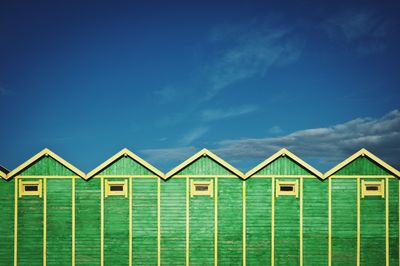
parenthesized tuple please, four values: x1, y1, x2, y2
(1, 0, 400, 173)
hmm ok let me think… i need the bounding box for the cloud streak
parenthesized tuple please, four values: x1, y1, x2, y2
(214, 109, 400, 167)
(201, 105, 258, 121)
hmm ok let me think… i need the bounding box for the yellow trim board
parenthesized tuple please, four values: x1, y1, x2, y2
(165, 148, 244, 179)
(0, 169, 6, 179)
(86, 148, 164, 179)
(324, 148, 400, 179)
(245, 148, 323, 179)
(6, 148, 85, 180)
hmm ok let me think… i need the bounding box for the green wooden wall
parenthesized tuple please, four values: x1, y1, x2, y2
(0, 179, 14, 265)
(177, 156, 232, 175)
(331, 179, 357, 266)
(334, 157, 391, 176)
(18, 178, 43, 266)
(104, 178, 129, 266)
(303, 178, 328, 266)
(274, 178, 300, 266)
(254, 156, 312, 176)
(132, 178, 158, 265)
(46, 179, 72, 266)
(246, 178, 272, 266)
(19, 156, 75, 176)
(98, 157, 153, 176)
(189, 178, 214, 266)
(389, 179, 399, 265)
(160, 178, 186, 265)
(218, 178, 243, 266)
(75, 178, 101, 265)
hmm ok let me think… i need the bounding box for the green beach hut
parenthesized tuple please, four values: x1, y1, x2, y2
(324, 148, 400, 266)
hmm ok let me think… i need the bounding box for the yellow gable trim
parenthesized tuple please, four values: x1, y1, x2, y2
(164, 148, 244, 179)
(245, 148, 323, 179)
(0, 170, 6, 179)
(86, 148, 164, 179)
(6, 148, 86, 180)
(324, 148, 400, 178)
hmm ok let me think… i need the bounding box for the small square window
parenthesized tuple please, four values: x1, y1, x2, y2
(191, 180, 213, 197)
(105, 180, 128, 197)
(361, 180, 384, 198)
(19, 180, 42, 197)
(276, 180, 298, 198)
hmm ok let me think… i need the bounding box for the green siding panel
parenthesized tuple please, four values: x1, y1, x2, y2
(303, 178, 328, 266)
(246, 178, 272, 266)
(0, 179, 14, 265)
(46, 179, 72, 266)
(254, 156, 312, 176)
(360, 178, 386, 266)
(178, 157, 233, 176)
(19, 156, 75, 176)
(331, 179, 357, 266)
(18, 179, 43, 266)
(75, 178, 101, 265)
(274, 178, 300, 266)
(99, 157, 153, 176)
(334, 157, 391, 176)
(389, 179, 399, 266)
(190, 178, 214, 266)
(132, 178, 158, 265)
(160, 178, 186, 265)
(104, 178, 129, 266)
(218, 178, 243, 265)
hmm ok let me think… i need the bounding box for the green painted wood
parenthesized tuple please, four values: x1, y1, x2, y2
(334, 157, 391, 176)
(46, 179, 72, 266)
(331, 179, 357, 266)
(75, 178, 101, 265)
(99, 157, 153, 176)
(274, 178, 300, 266)
(104, 178, 129, 266)
(218, 178, 243, 265)
(160, 178, 186, 265)
(177, 156, 233, 176)
(189, 178, 214, 266)
(132, 178, 158, 265)
(19, 156, 75, 176)
(389, 179, 399, 266)
(0, 179, 14, 265)
(254, 156, 313, 176)
(303, 178, 328, 266)
(18, 178, 43, 266)
(246, 178, 272, 266)
(360, 178, 386, 266)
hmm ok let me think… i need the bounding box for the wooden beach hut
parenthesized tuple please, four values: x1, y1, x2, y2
(163, 148, 244, 266)
(244, 148, 325, 266)
(324, 148, 400, 266)
(84, 148, 164, 266)
(2, 148, 85, 266)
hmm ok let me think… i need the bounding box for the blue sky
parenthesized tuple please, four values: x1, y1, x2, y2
(1, 0, 400, 173)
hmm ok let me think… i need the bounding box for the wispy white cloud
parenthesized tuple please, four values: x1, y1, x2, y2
(141, 146, 197, 164)
(321, 9, 388, 55)
(203, 19, 304, 100)
(201, 104, 258, 121)
(213, 109, 400, 166)
(180, 127, 209, 145)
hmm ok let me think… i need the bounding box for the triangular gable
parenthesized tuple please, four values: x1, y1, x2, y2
(245, 148, 323, 179)
(6, 148, 85, 180)
(165, 148, 244, 179)
(324, 148, 400, 178)
(86, 148, 164, 179)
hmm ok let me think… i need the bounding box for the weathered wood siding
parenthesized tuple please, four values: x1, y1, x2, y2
(246, 178, 272, 266)
(160, 178, 186, 265)
(132, 178, 158, 265)
(303, 178, 328, 265)
(75, 178, 101, 265)
(0, 178, 14, 265)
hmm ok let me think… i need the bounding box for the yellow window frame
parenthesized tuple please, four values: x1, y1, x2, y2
(19, 179, 43, 198)
(105, 180, 128, 198)
(191, 180, 213, 197)
(276, 180, 298, 198)
(361, 180, 384, 198)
